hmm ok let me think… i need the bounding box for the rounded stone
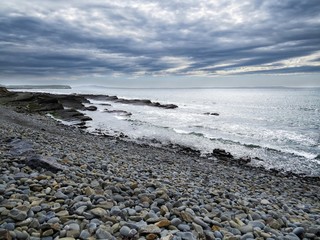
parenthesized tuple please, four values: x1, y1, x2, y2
(8, 208, 27, 221)
(96, 227, 114, 239)
(293, 227, 305, 238)
(120, 226, 137, 237)
(178, 223, 191, 231)
(90, 207, 107, 217)
(79, 229, 91, 240)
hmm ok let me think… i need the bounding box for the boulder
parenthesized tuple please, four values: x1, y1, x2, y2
(85, 106, 97, 111)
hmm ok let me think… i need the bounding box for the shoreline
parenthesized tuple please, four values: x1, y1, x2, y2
(1, 87, 319, 179)
(0, 99, 320, 239)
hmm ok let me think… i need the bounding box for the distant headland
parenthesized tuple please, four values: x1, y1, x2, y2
(2, 84, 72, 89)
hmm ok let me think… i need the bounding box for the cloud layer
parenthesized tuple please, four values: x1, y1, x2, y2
(0, 0, 319, 78)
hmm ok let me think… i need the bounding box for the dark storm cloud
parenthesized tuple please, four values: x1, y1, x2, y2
(0, 0, 319, 78)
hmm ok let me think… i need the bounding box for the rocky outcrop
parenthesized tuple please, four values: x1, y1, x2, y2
(53, 109, 92, 123)
(84, 94, 178, 109)
(211, 149, 251, 165)
(0, 87, 10, 95)
(1, 89, 178, 129)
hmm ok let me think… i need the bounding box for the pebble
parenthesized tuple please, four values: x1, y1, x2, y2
(79, 229, 90, 239)
(96, 227, 114, 239)
(90, 207, 107, 217)
(120, 225, 137, 237)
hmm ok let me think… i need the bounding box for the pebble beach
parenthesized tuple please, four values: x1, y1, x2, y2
(0, 105, 320, 240)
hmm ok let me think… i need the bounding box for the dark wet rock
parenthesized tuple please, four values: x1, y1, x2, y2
(54, 94, 88, 109)
(26, 156, 67, 173)
(204, 112, 219, 116)
(211, 149, 251, 165)
(212, 149, 234, 159)
(85, 106, 97, 111)
(84, 94, 178, 109)
(0, 87, 10, 95)
(103, 109, 132, 116)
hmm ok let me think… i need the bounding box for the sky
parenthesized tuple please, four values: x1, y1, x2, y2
(0, 0, 320, 87)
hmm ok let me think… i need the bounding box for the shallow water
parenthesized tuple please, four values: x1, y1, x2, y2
(14, 86, 320, 176)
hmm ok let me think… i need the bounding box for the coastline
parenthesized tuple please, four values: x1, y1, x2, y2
(0, 91, 320, 239)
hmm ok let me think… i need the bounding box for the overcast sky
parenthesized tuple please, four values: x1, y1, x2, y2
(0, 0, 320, 86)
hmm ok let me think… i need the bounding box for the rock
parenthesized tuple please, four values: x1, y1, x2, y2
(0, 86, 10, 95)
(110, 206, 122, 216)
(268, 219, 282, 230)
(140, 225, 161, 234)
(85, 106, 97, 111)
(292, 227, 305, 238)
(84, 186, 95, 195)
(284, 233, 300, 240)
(212, 149, 234, 160)
(155, 219, 171, 228)
(204, 112, 219, 116)
(239, 224, 253, 234)
(95, 227, 114, 239)
(79, 229, 91, 240)
(56, 210, 69, 217)
(248, 221, 265, 229)
(146, 233, 158, 240)
(26, 156, 67, 173)
(176, 232, 197, 240)
(120, 226, 137, 237)
(261, 199, 271, 205)
(90, 207, 107, 217)
(180, 211, 193, 222)
(171, 218, 182, 226)
(178, 223, 191, 231)
(103, 109, 132, 116)
(42, 229, 54, 237)
(213, 231, 223, 239)
(8, 208, 28, 221)
(240, 232, 254, 240)
(193, 217, 209, 229)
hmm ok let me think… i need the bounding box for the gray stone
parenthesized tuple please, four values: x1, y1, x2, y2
(75, 206, 87, 215)
(239, 224, 254, 234)
(193, 217, 209, 229)
(292, 227, 305, 238)
(171, 218, 182, 226)
(249, 220, 265, 229)
(55, 191, 68, 199)
(14, 230, 29, 240)
(178, 224, 191, 231)
(4, 222, 15, 231)
(96, 227, 114, 239)
(47, 217, 60, 224)
(120, 226, 137, 237)
(240, 232, 254, 240)
(91, 207, 107, 217)
(140, 225, 161, 234)
(80, 229, 91, 240)
(110, 206, 122, 216)
(213, 231, 223, 239)
(8, 208, 27, 221)
(284, 233, 300, 240)
(261, 199, 271, 205)
(176, 232, 197, 240)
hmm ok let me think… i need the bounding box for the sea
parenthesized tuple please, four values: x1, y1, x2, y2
(13, 86, 320, 176)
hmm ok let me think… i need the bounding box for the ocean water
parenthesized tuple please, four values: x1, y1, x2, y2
(15, 86, 320, 176)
